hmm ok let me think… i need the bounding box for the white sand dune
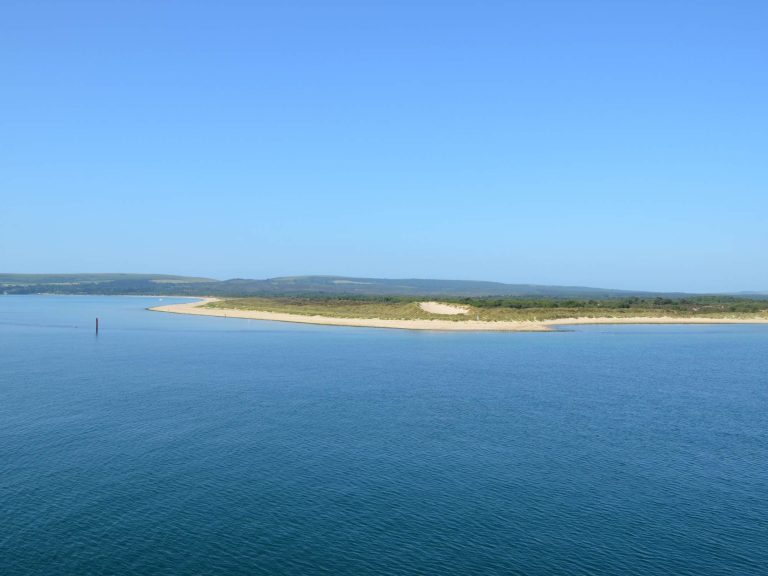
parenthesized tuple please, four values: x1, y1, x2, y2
(418, 301, 469, 315)
(149, 299, 768, 332)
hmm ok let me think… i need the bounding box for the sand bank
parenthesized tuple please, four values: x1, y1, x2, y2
(149, 299, 768, 332)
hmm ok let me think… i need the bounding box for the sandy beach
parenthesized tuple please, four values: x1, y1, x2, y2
(149, 299, 768, 332)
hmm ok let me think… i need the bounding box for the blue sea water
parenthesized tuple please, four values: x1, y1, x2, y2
(1, 295, 766, 575)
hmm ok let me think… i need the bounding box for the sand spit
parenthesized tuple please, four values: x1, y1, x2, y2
(149, 299, 768, 332)
(150, 298, 547, 331)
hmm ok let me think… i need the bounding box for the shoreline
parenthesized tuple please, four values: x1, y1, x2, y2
(149, 299, 768, 332)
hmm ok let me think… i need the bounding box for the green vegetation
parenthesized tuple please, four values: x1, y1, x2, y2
(456, 295, 768, 314)
(206, 295, 768, 322)
(206, 297, 443, 320)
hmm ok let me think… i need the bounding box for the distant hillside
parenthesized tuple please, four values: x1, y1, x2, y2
(0, 273, 213, 285)
(0, 273, 215, 295)
(221, 276, 668, 298)
(732, 291, 768, 298)
(1, 273, 684, 299)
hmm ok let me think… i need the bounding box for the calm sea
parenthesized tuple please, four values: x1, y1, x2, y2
(1, 295, 766, 575)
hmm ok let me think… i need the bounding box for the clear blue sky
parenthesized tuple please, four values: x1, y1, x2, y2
(2, 1, 766, 292)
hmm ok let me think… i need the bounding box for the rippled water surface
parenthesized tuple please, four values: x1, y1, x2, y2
(1, 296, 767, 575)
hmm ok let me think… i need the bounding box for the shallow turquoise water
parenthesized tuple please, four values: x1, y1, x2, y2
(1, 295, 766, 575)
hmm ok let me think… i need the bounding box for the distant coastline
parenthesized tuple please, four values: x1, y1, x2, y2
(150, 299, 768, 332)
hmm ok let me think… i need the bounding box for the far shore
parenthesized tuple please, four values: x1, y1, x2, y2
(149, 298, 768, 332)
